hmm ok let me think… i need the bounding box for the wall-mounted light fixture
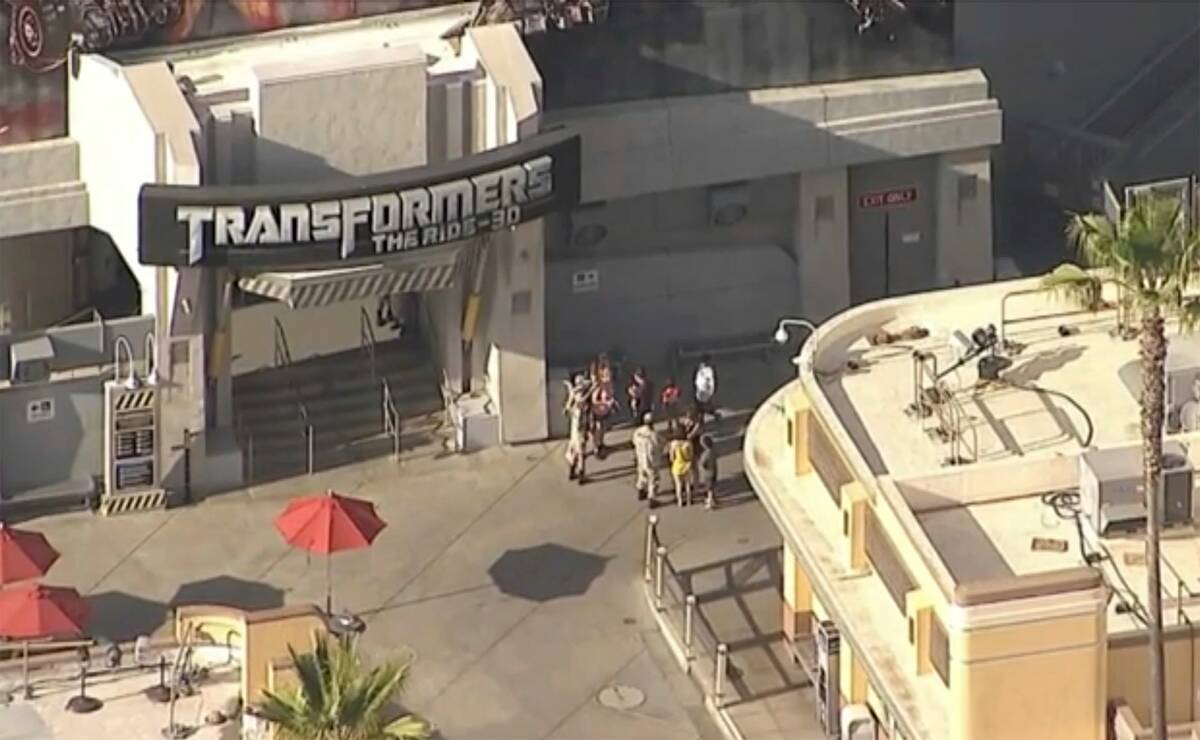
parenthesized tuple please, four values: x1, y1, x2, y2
(114, 336, 139, 390)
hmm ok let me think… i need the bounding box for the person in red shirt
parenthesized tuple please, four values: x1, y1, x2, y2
(659, 377, 682, 434)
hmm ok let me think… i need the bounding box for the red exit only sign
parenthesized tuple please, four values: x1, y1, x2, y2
(859, 186, 918, 209)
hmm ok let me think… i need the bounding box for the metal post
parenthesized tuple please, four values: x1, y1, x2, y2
(181, 428, 192, 505)
(643, 515, 658, 583)
(654, 545, 667, 611)
(714, 643, 728, 708)
(306, 426, 315, 475)
(22, 641, 30, 698)
(684, 594, 697, 664)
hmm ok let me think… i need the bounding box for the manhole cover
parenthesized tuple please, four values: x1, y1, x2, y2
(597, 684, 645, 711)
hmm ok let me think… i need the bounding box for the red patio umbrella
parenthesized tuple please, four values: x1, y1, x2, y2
(0, 583, 88, 639)
(0, 583, 90, 702)
(0, 523, 59, 586)
(274, 490, 387, 614)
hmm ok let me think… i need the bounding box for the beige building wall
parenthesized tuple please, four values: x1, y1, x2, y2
(775, 383, 1113, 740)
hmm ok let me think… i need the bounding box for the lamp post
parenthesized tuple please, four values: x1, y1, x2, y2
(772, 318, 818, 346)
(773, 318, 818, 376)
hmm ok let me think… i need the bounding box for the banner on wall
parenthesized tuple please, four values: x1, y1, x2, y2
(138, 130, 581, 269)
(0, 0, 459, 145)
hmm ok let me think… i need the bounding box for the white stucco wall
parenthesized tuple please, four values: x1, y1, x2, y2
(70, 55, 159, 313)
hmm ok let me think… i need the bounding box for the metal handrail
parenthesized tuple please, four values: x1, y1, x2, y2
(272, 318, 314, 475)
(647, 518, 725, 666)
(361, 307, 401, 459)
(53, 306, 102, 327)
(359, 307, 378, 385)
(1000, 279, 1127, 347)
(382, 378, 401, 460)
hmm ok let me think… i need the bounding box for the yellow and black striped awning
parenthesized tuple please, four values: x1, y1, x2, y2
(236, 250, 462, 309)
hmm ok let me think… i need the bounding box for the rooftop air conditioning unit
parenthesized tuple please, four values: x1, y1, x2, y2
(1080, 441, 1193, 535)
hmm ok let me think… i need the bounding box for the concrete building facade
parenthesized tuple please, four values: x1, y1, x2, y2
(0, 1, 1000, 513)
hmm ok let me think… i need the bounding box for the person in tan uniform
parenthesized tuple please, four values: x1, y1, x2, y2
(632, 413, 662, 507)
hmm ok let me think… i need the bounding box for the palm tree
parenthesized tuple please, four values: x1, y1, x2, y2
(257, 635, 432, 740)
(1043, 193, 1200, 740)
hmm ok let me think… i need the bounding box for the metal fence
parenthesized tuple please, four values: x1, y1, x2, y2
(641, 515, 732, 708)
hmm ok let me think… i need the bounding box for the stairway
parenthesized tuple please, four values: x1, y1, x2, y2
(233, 340, 445, 483)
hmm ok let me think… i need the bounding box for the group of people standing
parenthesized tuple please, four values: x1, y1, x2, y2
(564, 354, 721, 510)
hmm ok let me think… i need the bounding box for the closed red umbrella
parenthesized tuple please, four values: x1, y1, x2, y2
(0, 523, 59, 586)
(275, 490, 386, 613)
(0, 583, 88, 639)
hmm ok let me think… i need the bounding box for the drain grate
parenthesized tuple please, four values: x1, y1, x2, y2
(597, 684, 646, 711)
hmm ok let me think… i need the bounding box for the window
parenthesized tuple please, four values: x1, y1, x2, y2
(864, 508, 916, 612)
(807, 414, 851, 505)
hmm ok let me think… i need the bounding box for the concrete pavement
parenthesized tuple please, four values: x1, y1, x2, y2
(10, 357, 799, 740)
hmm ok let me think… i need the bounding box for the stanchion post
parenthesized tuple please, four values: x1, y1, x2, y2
(654, 545, 667, 611)
(684, 594, 696, 663)
(714, 643, 728, 708)
(307, 426, 315, 475)
(643, 515, 658, 582)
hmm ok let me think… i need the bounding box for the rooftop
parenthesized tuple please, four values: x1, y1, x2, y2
(802, 276, 1200, 630)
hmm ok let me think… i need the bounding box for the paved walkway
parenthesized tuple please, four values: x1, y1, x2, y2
(4, 357, 798, 740)
(650, 487, 824, 740)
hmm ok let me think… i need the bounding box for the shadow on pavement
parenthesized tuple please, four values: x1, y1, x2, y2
(87, 591, 170, 642)
(488, 544, 610, 603)
(169, 576, 287, 611)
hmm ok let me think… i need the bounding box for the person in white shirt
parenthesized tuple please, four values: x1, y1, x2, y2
(693, 354, 717, 420)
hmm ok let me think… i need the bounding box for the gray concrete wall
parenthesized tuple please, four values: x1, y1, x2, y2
(0, 314, 152, 380)
(251, 45, 429, 180)
(551, 69, 1001, 205)
(0, 374, 104, 494)
(0, 139, 87, 240)
(796, 167, 850, 321)
(546, 244, 800, 369)
(560, 177, 798, 260)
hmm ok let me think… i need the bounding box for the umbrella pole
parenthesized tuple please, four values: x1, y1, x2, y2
(326, 554, 333, 615)
(22, 641, 30, 698)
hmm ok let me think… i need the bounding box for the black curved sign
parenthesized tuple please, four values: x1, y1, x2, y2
(138, 131, 581, 268)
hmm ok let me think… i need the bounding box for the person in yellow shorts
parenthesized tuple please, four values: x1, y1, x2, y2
(668, 431, 694, 507)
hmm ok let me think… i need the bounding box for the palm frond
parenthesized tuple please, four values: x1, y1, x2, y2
(1059, 194, 1200, 315)
(1040, 263, 1105, 310)
(255, 635, 430, 740)
(385, 713, 434, 740)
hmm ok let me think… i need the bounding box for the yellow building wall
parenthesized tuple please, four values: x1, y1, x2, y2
(950, 612, 1107, 740)
(1109, 628, 1200, 726)
(784, 387, 1114, 740)
(244, 613, 327, 704)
